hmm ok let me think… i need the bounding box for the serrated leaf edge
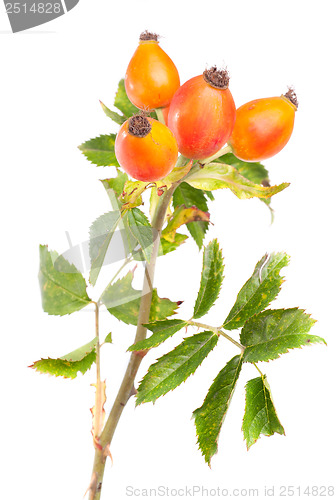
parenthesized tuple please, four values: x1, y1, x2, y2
(223, 252, 289, 330)
(136, 331, 218, 406)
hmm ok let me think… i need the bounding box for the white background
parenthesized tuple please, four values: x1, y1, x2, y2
(1, 0, 335, 498)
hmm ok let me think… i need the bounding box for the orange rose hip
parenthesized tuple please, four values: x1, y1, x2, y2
(229, 88, 298, 162)
(115, 115, 178, 182)
(125, 31, 180, 110)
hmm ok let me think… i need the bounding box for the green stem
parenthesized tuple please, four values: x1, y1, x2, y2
(87, 184, 177, 500)
(95, 303, 100, 381)
(218, 329, 245, 351)
(200, 144, 232, 165)
(187, 320, 245, 351)
(155, 107, 166, 125)
(187, 320, 218, 334)
(253, 362, 264, 377)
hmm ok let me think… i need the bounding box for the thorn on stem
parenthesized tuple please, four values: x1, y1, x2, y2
(84, 472, 98, 500)
(104, 444, 113, 465)
(133, 349, 148, 358)
(129, 384, 138, 399)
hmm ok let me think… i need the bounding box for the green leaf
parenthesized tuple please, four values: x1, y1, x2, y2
(159, 233, 188, 255)
(203, 190, 215, 201)
(38, 245, 91, 316)
(186, 163, 289, 199)
(241, 308, 324, 363)
(120, 179, 152, 210)
(100, 271, 142, 320)
(100, 172, 140, 258)
(99, 100, 125, 125)
(126, 208, 155, 262)
(128, 319, 187, 351)
(101, 171, 129, 201)
(218, 154, 273, 214)
(173, 182, 210, 249)
(193, 355, 243, 465)
(116, 233, 188, 261)
(173, 182, 209, 211)
(150, 289, 181, 323)
(136, 331, 218, 405)
(121, 158, 192, 214)
(193, 240, 224, 319)
(30, 337, 97, 379)
(223, 252, 290, 331)
(101, 271, 180, 326)
(149, 185, 162, 223)
(104, 332, 113, 344)
(162, 205, 210, 243)
(89, 211, 122, 285)
(78, 134, 119, 167)
(163, 156, 193, 184)
(114, 79, 139, 118)
(242, 376, 285, 449)
(217, 153, 269, 185)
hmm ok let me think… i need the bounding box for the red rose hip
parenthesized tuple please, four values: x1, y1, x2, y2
(168, 67, 236, 160)
(229, 88, 298, 162)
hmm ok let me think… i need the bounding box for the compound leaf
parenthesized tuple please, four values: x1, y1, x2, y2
(136, 331, 218, 405)
(223, 252, 290, 331)
(39, 245, 91, 316)
(89, 211, 121, 285)
(78, 134, 119, 167)
(128, 319, 188, 351)
(193, 239, 224, 319)
(241, 308, 324, 363)
(242, 376, 285, 449)
(30, 337, 97, 379)
(186, 162, 289, 199)
(193, 354, 243, 465)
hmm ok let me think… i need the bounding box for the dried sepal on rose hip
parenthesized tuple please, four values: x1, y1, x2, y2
(125, 31, 180, 111)
(228, 88, 298, 162)
(167, 66, 236, 160)
(115, 114, 178, 182)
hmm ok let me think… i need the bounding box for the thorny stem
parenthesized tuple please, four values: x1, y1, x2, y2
(88, 184, 178, 500)
(187, 320, 245, 351)
(95, 303, 100, 382)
